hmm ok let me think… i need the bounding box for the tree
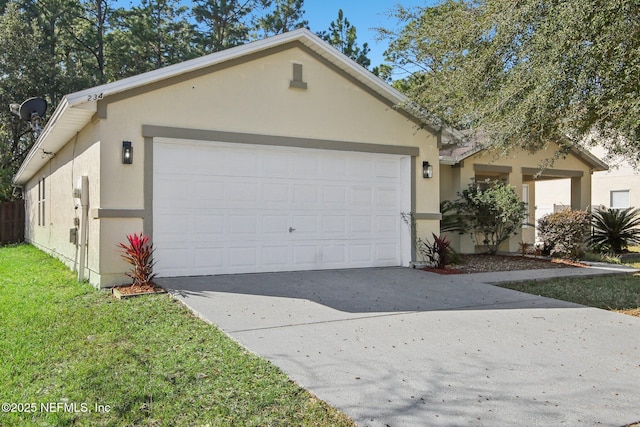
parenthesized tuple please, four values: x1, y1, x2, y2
(318, 9, 371, 68)
(256, 0, 307, 37)
(62, 0, 114, 85)
(193, 0, 261, 53)
(453, 179, 527, 254)
(0, 2, 53, 201)
(381, 1, 640, 163)
(106, 0, 197, 79)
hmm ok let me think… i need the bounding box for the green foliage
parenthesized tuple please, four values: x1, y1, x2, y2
(537, 209, 591, 260)
(107, 0, 198, 79)
(192, 0, 260, 53)
(589, 207, 640, 254)
(440, 199, 465, 234)
(380, 0, 640, 162)
(256, 0, 307, 37)
(318, 9, 371, 68)
(453, 179, 527, 254)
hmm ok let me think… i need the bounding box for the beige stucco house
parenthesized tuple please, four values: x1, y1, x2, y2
(439, 140, 608, 253)
(13, 29, 454, 288)
(537, 145, 640, 216)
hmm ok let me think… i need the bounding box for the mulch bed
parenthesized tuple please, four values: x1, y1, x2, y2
(112, 283, 166, 299)
(423, 254, 586, 274)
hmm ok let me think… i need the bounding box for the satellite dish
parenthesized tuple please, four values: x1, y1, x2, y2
(9, 97, 47, 133)
(19, 97, 47, 122)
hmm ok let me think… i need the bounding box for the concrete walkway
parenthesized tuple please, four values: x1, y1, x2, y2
(158, 264, 640, 427)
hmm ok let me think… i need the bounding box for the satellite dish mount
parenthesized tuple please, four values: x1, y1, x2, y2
(9, 97, 47, 133)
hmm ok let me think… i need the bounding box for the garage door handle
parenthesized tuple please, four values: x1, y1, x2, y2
(289, 227, 296, 233)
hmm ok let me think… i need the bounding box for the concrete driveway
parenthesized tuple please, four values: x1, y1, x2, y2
(157, 267, 640, 426)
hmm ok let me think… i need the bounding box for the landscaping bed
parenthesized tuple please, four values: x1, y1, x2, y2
(444, 254, 582, 274)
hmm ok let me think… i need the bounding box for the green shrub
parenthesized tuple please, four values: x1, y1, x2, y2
(537, 209, 590, 260)
(453, 179, 527, 254)
(589, 207, 640, 253)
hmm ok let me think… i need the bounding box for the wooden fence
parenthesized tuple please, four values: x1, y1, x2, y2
(0, 200, 25, 245)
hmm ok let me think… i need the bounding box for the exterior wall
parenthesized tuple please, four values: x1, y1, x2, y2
(536, 143, 639, 217)
(443, 144, 596, 253)
(591, 158, 640, 209)
(89, 45, 440, 284)
(23, 122, 102, 285)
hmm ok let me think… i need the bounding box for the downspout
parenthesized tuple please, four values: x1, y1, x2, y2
(78, 175, 89, 282)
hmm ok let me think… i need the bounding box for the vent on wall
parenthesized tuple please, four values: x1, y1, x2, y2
(289, 63, 307, 89)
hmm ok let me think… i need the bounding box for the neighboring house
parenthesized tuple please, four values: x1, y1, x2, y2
(590, 146, 640, 210)
(440, 140, 608, 253)
(13, 29, 454, 288)
(536, 146, 639, 227)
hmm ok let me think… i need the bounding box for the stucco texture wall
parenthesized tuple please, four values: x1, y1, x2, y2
(24, 125, 101, 283)
(85, 44, 440, 284)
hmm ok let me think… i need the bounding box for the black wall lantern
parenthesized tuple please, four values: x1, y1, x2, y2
(422, 161, 433, 179)
(122, 141, 133, 164)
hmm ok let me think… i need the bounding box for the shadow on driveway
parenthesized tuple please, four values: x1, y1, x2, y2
(157, 267, 581, 314)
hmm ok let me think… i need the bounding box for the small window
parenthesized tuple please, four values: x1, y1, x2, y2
(38, 178, 46, 226)
(610, 190, 630, 209)
(522, 184, 529, 228)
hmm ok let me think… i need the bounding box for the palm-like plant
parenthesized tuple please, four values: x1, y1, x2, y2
(589, 207, 640, 253)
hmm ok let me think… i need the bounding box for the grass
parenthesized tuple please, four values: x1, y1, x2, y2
(0, 245, 355, 427)
(496, 267, 640, 317)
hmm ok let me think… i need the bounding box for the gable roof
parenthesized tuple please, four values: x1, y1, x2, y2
(439, 137, 609, 172)
(13, 28, 459, 186)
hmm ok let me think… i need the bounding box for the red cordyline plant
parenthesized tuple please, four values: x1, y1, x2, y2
(118, 233, 156, 287)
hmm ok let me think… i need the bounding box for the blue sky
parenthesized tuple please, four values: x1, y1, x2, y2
(303, 1, 437, 67)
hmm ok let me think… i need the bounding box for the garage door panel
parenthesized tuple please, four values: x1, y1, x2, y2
(291, 215, 318, 234)
(262, 183, 289, 202)
(154, 140, 406, 277)
(321, 244, 347, 264)
(292, 184, 318, 204)
(376, 243, 399, 261)
(322, 186, 347, 204)
(194, 248, 225, 270)
(323, 157, 347, 178)
(262, 215, 289, 235)
(194, 178, 225, 205)
(228, 182, 258, 202)
(262, 246, 289, 267)
(351, 187, 372, 206)
(229, 215, 258, 234)
(291, 154, 319, 176)
(293, 245, 318, 265)
(375, 187, 399, 207)
(229, 247, 258, 268)
(374, 159, 400, 178)
(194, 214, 225, 237)
(350, 244, 373, 262)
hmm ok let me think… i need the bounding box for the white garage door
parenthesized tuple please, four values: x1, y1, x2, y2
(153, 138, 410, 277)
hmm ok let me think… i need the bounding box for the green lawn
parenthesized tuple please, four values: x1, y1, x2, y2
(496, 267, 640, 316)
(0, 245, 354, 427)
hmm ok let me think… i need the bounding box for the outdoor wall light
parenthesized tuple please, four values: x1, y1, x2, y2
(122, 141, 133, 164)
(422, 161, 433, 179)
